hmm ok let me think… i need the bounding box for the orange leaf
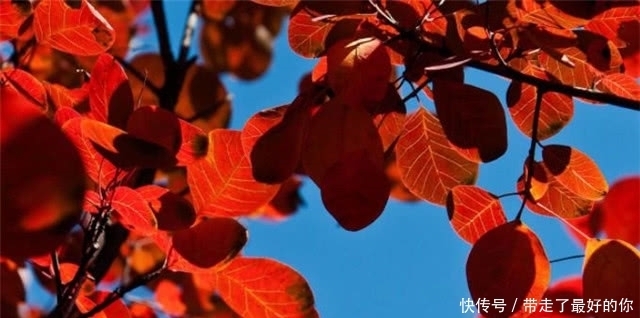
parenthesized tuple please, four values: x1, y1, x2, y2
(76, 295, 107, 318)
(320, 149, 390, 231)
(585, 5, 640, 48)
(32, 0, 115, 56)
(596, 73, 640, 102)
(433, 79, 507, 163)
(199, 257, 316, 318)
(542, 145, 608, 200)
(582, 239, 640, 318)
(538, 47, 598, 90)
(187, 129, 280, 216)
(600, 176, 640, 245)
(250, 0, 297, 7)
(395, 107, 478, 205)
(288, 2, 334, 58)
(154, 280, 186, 316)
(168, 217, 247, 271)
(136, 185, 196, 231)
(111, 186, 158, 235)
(302, 97, 384, 185)
(1, 91, 86, 261)
(466, 221, 550, 318)
(88, 53, 134, 129)
(446, 185, 507, 244)
(506, 80, 574, 141)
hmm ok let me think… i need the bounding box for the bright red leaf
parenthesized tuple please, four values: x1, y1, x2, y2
(596, 73, 640, 102)
(136, 185, 196, 231)
(110, 186, 158, 235)
(288, 2, 334, 58)
(88, 53, 134, 129)
(32, 0, 115, 56)
(466, 221, 550, 318)
(446, 185, 507, 244)
(395, 106, 478, 206)
(187, 129, 281, 216)
(0, 0, 32, 40)
(600, 176, 640, 245)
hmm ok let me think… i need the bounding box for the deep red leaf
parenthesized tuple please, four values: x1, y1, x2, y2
(0, 0, 32, 40)
(110, 186, 158, 235)
(88, 53, 134, 129)
(136, 185, 196, 231)
(600, 176, 640, 245)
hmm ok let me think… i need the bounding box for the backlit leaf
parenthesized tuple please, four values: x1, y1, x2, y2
(600, 176, 640, 245)
(446, 185, 507, 244)
(396, 107, 478, 206)
(200, 257, 316, 318)
(530, 276, 584, 318)
(595, 73, 640, 102)
(169, 217, 247, 271)
(88, 291, 131, 318)
(543, 145, 608, 200)
(1, 68, 47, 111)
(127, 105, 180, 153)
(288, 2, 334, 58)
(136, 185, 196, 231)
(32, 0, 115, 56)
(76, 295, 107, 318)
(88, 53, 134, 129)
(45, 82, 88, 112)
(253, 176, 303, 222)
(154, 280, 186, 316)
(538, 47, 597, 89)
(370, 84, 406, 151)
(565, 204, 603, 248)
(466, 221, 550, 318)
(582, 239, 640, 318)
(506, 80, 574, 141)
(585, 6, 640, 48)
(111, 186, 157, 235)
(251, 0, 297, 7)
(320, 149, 390, 231)
(1, 92, 85, 260)
(302, 97, 383, 185)
(187, 129, 280, 216)
(433, 79, 507, 163)
(0, 0, 32, 40)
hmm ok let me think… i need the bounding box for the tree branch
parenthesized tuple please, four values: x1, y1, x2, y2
(150, 0, 175, 68)
(177, 0, 201, 66)
(468, 60, 640, 111)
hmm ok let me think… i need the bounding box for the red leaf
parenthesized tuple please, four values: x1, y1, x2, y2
(466, 221, 550, 318)
(1, 92, 86, 261)
(564, 204, 603, 247)
(302, 97, 384, 185)
(127, 105, 180, 152)
(253, 176, 303, 222)
(600, 176, 640, 245)
(154, 280, 186, 316)
(542, 145, 608, 200)
(288, 3, 334, 58)
(320, 149, 390, 231)
(582, 239, 640, 318)
(596, 73, 640, 101)
(395, 107, 478, 205)
(370, 84, 406, 151)
(1, 259, 25, 306)
(111, 186, 158, 235)
(88, 291, 131, 318)
(32, 0, 115, 56)
(507, 79, 574, 141)
(76, 295, 107, 318)
(136, 185, 196, 231)
(197, 257, 317, 318)
(169, 217, 247, 272)
(0, 0, 32, 40)
(433, 79, 508, 163)
(187, 129, 280, 216)
(446, 185, 507, 244)
(531, 276, 585, 318)
(54, 106, 82, 127)
(1, 68, 47, 110)
(538, 47, 599, 89)
(585, 6, 640, 48)
(250, 0, 297, 7)
(44, 82, 88, 112)
(88, 53, 134, 129)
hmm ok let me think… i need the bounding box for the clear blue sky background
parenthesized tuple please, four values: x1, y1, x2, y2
(21, 2, 640, 317)
(159, 3, 639, 317)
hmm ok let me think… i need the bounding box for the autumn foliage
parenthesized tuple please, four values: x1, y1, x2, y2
(1, 0, 639, 317)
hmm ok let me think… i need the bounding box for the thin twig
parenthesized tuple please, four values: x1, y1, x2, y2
(550, 254, 584, 264)
(51, 251, 63, 305)
(515, 88, 544, 220)
(114, 56, 161, 96)
(497, 191, 523, 199)
(402, 77, 430, 103)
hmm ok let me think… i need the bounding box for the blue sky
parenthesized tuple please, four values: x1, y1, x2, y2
(23, 3, 640, 317)
(155, 3, 640, 317)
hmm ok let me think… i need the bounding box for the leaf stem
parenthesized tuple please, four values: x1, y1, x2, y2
(113, 56, 161, 96)
(497, 191, 523, 199)
(51, 251, 63, 305)
(550, 254, 584, 264)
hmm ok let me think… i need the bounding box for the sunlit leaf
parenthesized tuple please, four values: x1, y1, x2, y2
(1, 68, 47, 111)
(0, 0, 32, 40)
(582, 239, 640, 318)
(595, 73, 640, 102)
(187, 129, 280, 216)
(88, 291, 131, 318)
(288, 2, 334, 58)
(253, 176, 303, 222)
(466, 221, 550, 318)
(110, 186, 157, 235)
(446, 185, 507, 244)
(396, 107, 478, 206)
(32, 0, 115, 56)
(433, 79, 507, 163)
(154, 280, 186, 316)
(542, 145, 608, 200)
(198, 257, 317, 318)
(370, 84, 406, 151)
(600, 176, 640, 245)
(251, 0, 297, 7)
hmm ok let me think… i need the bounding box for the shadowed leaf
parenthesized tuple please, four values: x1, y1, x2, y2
(543, 145, 608, 200)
